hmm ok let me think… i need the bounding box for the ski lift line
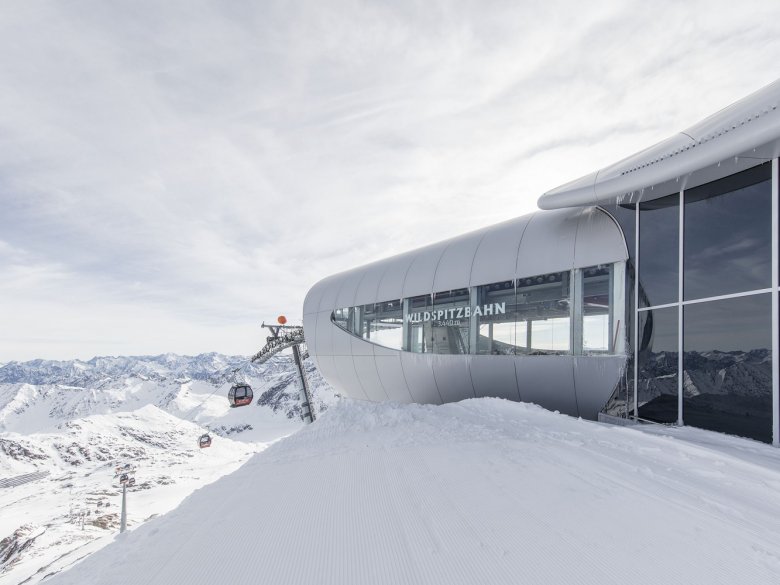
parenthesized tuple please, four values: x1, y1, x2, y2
(171, 374, 249, 431)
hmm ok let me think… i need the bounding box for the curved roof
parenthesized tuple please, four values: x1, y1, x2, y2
(539, 78, 780, 210)
(303, 206, 627, 316)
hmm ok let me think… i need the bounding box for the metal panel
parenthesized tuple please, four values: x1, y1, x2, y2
(573, 207, 628, 267)
(517, 209, 578, 278)
(350, 332, 374, 357)
(314, 352, 342, 396)
(470, 215, 530, 286)
(353, 355, 388, 402)
(572, 356, 626, 420)
(334, 268, 365, 310)
(515, 356, 578, 417)
(432, 229, 486, 292)
(302, 311, 318, 363)
(400, 352, 442, 404)
(376, 251, 416, 302)
(314, 311, 334, 359)
(303, 283, 324, 316)
(317, 273, 345, 313)
(431, 354, 475, 402)
(332, 355, 368, 401)
(402, 242, 449, 298)
(331, 322, 354, 357)
(353, 261, 387, 306)
(469, 357, 521, 401)
(374, 354, 414, 403)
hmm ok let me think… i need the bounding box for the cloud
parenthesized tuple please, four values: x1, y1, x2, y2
(1, 0, 779, 360)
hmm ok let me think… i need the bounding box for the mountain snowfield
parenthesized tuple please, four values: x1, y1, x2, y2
(4, 356, 780, 585)
(0, 353, 334, 584)
(30, 397, 780, 585)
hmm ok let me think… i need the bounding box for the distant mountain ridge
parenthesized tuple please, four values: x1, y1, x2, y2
(0, 352, 261, 386)
(0, 351, 334, 584)
(0, 352, 332, 435)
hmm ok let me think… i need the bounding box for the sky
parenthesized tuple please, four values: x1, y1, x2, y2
(1, 0, 779, 362)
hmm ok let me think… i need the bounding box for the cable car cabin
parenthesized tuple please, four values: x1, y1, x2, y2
(118, 473, 129, 485)
(228, 383, 253, 408)
(198, 434, 212, 448)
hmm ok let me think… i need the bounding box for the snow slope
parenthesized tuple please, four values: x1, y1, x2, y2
(46, 398, 780, 585)
(0, 353, 334, 584)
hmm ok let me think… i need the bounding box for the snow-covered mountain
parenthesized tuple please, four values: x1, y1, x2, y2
(0, 352, 334, 584)
(40, 398, 780, 585)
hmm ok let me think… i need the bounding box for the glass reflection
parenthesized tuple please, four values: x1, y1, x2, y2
(683, 294, 772, 443)
(405, 294, 432, 353)
(639, 193, 679, 308)
(363, 300, 403, 350)
(476, 281, 516, 355)
(684, 163, 772, 301)
(516, 271, 570, 354)
(431, 289, 471, 354)
(636, 307, 678, 424)
(582, 264, 612, 354)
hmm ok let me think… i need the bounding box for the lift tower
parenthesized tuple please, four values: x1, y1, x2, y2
(251, 317, 315, 424)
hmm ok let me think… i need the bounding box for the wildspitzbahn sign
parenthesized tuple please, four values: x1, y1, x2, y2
(406, 302, 506, 326)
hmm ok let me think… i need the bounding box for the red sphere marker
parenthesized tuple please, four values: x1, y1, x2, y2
(277, 315, 287, 325)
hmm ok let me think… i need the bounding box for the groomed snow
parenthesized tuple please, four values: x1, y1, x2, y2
(47, 398, 780, 585)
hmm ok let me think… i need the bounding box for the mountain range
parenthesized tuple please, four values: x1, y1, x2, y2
(0, 352, 334, 584)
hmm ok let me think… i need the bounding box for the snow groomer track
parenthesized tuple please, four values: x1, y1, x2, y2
(0, 470, 49, 489)
(48, 399, 780, 585)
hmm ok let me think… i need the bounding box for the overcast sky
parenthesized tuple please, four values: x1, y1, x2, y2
(1, 0, 779, 362)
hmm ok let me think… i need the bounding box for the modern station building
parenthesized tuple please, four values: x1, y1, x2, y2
(303, 79, 780, 446)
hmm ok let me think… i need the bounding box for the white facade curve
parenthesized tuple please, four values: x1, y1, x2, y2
(305, 78, 780, 446)
(303, 206, 628, 419)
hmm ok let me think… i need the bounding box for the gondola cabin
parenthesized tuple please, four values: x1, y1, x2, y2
(198, 433, 212, 448)
(228, 383, 253, 408)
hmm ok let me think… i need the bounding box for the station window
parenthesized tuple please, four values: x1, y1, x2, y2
(367, 300, 403, 350)
(476, 280, 516, 355)
(431, 289, 471, 354)
(405, 294, 432, 353)
(516, 271, 571, 354)
(582, 264, 612, 354)
(332, 262, 624, 358)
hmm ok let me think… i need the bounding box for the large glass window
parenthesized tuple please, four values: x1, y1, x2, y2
(476, 281, 516, 355)
(684, 163, 772, 301)
(636, 307, 678, 424)
(582, 264, 612, 354)
(405, 294, 432, 353)
(332, 306, 360, 336)
(431, 289, 471, 354)
(358, 301, 403, 350)
(639, 193, 679, 308)
(683, 294, 772, 443)
(516, 271, 570, 354)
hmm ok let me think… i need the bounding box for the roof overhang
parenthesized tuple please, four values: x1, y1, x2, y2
(539, 79, 780, 210)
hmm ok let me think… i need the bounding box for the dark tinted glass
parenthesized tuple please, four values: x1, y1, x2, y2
(683, 294, 772, 443)
(639, 193, 679, 308)
(636, 307, 678, 423)
(684, 164, 772, 301)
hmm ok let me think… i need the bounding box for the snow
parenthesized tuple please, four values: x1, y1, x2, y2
(0, 353, 334, 583)
(45, 398, 780, 585)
